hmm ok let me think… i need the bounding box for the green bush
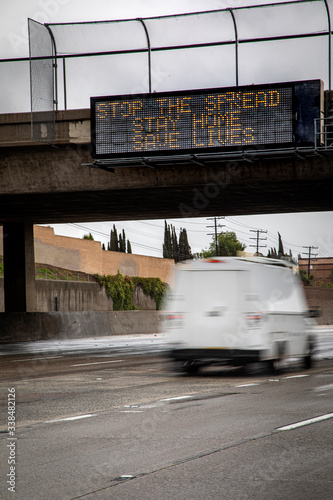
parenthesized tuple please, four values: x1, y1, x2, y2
(96, 272, 169, 310)
(96, 272, 135, 310)
(132, 276, 169, 310)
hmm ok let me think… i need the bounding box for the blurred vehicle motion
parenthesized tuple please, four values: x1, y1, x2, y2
(163, 257, 318, 374)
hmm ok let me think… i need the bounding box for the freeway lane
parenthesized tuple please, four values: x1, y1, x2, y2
(0, 326, 332, 360)
(0, 326, 332, 382)
(0, 334, 169, 358)
(0, 344, 333, 499)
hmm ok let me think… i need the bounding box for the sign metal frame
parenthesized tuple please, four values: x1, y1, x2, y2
(90, 80, 323, 159)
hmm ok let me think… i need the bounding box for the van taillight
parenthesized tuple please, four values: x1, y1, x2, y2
(204, 259, 226, 263)
(167, 314, 184, 321)
(166, 314, 184, 328)
(246, 315, 262, 321)
(246, 314, 262, 328)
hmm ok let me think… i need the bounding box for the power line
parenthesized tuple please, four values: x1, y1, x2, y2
(69, 223, 162, 254)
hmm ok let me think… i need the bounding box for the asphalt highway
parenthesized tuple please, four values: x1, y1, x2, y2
(0, 329, 332, 500)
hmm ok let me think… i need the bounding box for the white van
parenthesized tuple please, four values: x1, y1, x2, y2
(164, 257, 317, 374)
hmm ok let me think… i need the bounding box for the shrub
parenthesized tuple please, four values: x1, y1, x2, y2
(96, 272, 169, 310)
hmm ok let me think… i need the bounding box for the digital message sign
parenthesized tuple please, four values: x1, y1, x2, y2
(91, 80, 322, 159)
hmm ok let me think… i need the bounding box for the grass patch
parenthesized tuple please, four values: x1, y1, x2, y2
(0, 259, 95, 282)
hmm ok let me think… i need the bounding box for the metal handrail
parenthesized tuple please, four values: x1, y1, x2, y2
(315, 117, 333, 148)
(2, 0, 330, 142)
(42, 0, 333, 110)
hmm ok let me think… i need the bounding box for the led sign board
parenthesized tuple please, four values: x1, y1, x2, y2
(91, 80, 322, 159)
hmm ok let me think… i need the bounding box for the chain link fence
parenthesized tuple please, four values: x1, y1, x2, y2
(28, 19, 56, 142)
(0, 1, 332, 145)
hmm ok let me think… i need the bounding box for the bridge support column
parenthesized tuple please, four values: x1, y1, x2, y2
(3, 223, 36, 312)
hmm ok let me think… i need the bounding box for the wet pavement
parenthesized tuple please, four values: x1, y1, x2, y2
(0, 334, 169, 358)
(0, 326, 332, 360)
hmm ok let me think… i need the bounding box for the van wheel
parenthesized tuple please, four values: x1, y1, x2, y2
(267, 359, 279, 374)
(304, 354, 312, 370)
(172, 361, 199, 375)
(303, 341, 314, 370)
(267, 341, 285, 374)
(184, 363, 199, 375)
(172, 361, 187, 373)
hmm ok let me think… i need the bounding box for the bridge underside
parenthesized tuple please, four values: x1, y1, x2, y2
(0, 145, 333, 224)
(0, 178, 332, 224)
(1, 135, 333, 314)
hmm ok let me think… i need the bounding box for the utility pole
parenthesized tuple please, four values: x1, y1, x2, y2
(249, 229, 267, 255)
(207, 217, 225, 256)
(302, 246, 318, 278)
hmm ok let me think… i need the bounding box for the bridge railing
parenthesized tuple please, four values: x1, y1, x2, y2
(1, 1, 332, 147)
(315, 117, 333, 148)
(27, 0, 331, 143)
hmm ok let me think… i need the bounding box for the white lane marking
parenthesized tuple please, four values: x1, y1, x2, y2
(314, 383, 333, 392)
(11, 356, 64, 362)
(71, 360, 123, 367)
(45, 414, 97, 423)
(236, 383, 260, 388)
(120, 397, 193, 412)
(119, 411, 144, 413)
(160, 395, 193, 401)
(276, 413, 333, 432)
(284, 374, 309, 379)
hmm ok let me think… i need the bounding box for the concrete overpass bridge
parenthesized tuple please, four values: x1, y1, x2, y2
(1, 109, 333, 223)
(1, 108, 333, 313)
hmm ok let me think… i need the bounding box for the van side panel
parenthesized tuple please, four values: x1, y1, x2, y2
(248, 266, 311, 359)
(165, 258, 315, 369)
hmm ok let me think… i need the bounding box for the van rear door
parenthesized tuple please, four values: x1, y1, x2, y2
(184, 269, 248, 348)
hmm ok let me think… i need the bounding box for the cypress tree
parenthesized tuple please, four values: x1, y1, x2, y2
(278, 232, 284, 258)
(163, 220, 173, 259)
(118, 233, 123, 252)
(267, 247, 278, 259)
(180, 228, 193, 261)
(109, 225, 118, 251)
(108, 225, 132, 253)
(171, 226, 178, 261)
(121, 229, 126, 252)
(178, 228, 185, 261)
(163, 221, 193, 262)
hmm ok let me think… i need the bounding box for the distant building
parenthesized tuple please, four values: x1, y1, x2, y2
(298, 257, 333, 283)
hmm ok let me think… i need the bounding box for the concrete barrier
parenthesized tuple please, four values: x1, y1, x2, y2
(0, 310, 159, 343)
(0, 278, 157, 312)
(108, 310, 159, 335)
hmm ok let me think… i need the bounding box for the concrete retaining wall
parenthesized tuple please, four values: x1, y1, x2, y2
(0, 278, 157, 313)
(0, 310, 159, 343)
(0, 278, 160, 342)
(108, 310, 159, 335)
(0, 281, 331, 344)
(35, 280, 112, 312)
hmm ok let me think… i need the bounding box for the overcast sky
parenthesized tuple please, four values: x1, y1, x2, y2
(1, 0, 333, 258)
